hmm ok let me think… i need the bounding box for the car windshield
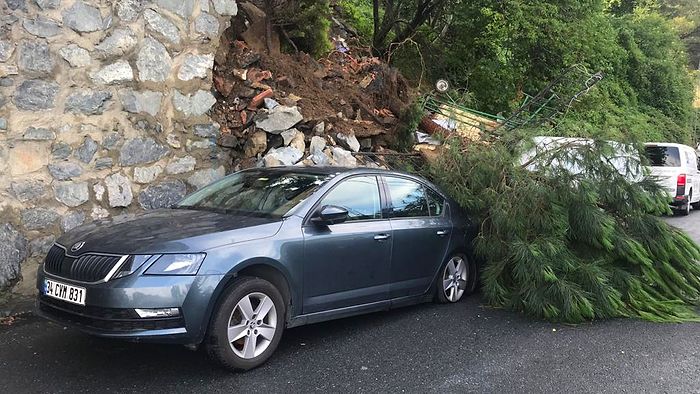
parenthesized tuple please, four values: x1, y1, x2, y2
(645, 146, 681, 167)
(175, 171, 330, 218)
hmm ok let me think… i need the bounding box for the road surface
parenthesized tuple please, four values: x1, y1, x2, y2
(0, 214, 698, 393)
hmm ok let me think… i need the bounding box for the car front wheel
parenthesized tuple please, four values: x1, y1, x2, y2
(435, 253, 477, 303)
(205, 277, 285, 371)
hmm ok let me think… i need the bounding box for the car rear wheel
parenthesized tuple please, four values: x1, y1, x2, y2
(205, 277, 285, 371)
(435, 253, 477, 303)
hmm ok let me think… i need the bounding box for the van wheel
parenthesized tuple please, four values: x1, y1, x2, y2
(435, 253, 477, 303)
(205, 277, 285, 372)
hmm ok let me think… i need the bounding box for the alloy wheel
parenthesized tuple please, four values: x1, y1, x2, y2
(443, 256, 468, 302)
(227, 292, 278, 359)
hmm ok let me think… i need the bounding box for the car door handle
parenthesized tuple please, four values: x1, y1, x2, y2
(374, 234, 391, 241)
(436, 230, 450, 237)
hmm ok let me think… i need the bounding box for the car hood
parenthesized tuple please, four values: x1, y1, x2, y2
(57, 209, 283, 255)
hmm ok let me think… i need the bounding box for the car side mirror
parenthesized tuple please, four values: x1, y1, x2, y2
(312, 205, 349, 226)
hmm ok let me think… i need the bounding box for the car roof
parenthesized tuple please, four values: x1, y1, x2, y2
(240, 166, 399, 176)
(644, 142, 694, 150)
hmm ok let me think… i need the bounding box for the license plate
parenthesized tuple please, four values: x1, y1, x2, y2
(44, 279, 86, 306)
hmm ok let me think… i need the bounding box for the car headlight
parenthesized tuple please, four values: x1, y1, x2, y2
(145, 254, 206, 276)
(113, 255, 153, 279)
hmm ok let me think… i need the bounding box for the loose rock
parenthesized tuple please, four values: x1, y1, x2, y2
(263, 146, 303, 167)
(332, 147, 357, 167)
(336, 132, 361, 152)
(255, 106, 303, 134)
(243, 130, 267, 158)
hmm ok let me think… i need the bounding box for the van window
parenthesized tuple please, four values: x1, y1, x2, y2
(644, 146, 681, 167)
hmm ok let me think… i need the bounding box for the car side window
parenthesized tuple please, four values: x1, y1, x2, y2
(319, 176, 382, 221)
(426, 188, 446, 217)
(386, 177, 430, 218)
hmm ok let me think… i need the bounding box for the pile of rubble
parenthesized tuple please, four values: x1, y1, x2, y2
(209, 4, 414, 169)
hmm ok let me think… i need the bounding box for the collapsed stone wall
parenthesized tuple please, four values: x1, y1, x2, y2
(0, 0, 239, 295)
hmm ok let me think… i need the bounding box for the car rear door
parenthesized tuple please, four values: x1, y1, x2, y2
(301, 175, 392, 314)
(383, 176, 452, 299)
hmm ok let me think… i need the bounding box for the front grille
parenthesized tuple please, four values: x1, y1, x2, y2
(43, 245, 127, 283)
(38, 296, 184, 332)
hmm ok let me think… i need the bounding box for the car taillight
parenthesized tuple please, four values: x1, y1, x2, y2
(677, 174, 687, 187)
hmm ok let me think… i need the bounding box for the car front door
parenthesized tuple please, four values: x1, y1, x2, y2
(302, 175, 392, 314)
(383, 176, 452, 299)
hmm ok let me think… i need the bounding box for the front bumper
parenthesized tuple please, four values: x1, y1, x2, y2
(36, 268, 224, 345)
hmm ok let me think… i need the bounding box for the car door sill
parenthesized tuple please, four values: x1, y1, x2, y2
(288, 293, 432, 328)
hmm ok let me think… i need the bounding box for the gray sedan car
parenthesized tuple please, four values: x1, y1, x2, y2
(36, 167, 478, 371)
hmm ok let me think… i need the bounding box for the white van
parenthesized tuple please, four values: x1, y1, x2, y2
(644, 143, 700, 215)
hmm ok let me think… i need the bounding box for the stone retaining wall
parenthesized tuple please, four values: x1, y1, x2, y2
(0, 0, 238, 295)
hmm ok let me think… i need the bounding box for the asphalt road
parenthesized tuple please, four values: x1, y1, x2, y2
(0, 214, 698, 393)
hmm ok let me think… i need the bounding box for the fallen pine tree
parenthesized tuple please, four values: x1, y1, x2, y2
(428, 132, 700, 323)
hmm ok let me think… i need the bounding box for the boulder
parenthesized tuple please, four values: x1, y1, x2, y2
(255, 106, 303, 134)
(336, 132, 361, 152)
(243, 131, 267, 158)
(263, 147, 303, 167)
(332, 147, 357, 167)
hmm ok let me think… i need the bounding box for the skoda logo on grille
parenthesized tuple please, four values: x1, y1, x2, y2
(70, 241, 85, 253)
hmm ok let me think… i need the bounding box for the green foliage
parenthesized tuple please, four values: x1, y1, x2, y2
(430, 132, 700, 323)
(338, 0, 376, 43)
(282, 0, 333, 58)
(393, 101, 424, 152)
